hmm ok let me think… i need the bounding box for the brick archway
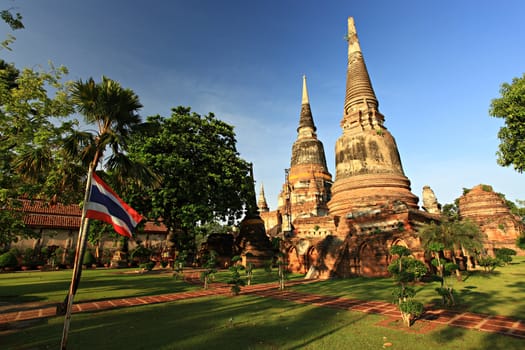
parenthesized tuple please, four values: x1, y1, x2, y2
(358, 242, 389, 277)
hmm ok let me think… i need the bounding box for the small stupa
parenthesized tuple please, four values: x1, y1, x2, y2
(235, 165, 275, 266)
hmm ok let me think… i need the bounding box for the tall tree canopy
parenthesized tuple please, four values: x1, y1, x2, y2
(0, 60, 74, 246)
(489, 73, 525, 173)
(128, 106, 253, 253)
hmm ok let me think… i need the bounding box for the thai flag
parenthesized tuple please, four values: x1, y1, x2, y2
(85, 172, 143, 237)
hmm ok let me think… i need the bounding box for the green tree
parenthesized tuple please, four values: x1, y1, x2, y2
(68, 76, 143, 171)
(0, 60, 75, 247)
(128, 106, 252, 258)
(418, 217, 484, 276)
(1, 7, 24, 50)
(489, 73, 525, 172)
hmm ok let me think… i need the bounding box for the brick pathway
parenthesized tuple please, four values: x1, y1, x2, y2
(1, 280, 524, 340)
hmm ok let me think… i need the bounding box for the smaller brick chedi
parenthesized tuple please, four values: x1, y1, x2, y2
(458, 185, 524, 253)
(277, 75, 332, 224)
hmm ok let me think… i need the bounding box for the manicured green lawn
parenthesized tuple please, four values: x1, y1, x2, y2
(2, 295, 524, 350)
(0, 268, 198, 304)
(1, 258, 524, 349)
(291, 256, 525, 319)
(0, 267, 296, 304)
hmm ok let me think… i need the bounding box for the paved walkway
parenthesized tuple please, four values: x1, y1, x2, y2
(1, 279, 524, 340)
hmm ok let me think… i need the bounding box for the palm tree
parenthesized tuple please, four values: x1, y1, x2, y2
(68, 76, 142, 170)
(58, 77, 144, 322)
(418, 218, 485, 277)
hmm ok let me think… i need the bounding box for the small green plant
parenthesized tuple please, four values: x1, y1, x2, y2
(388, 245, 426, 327)
(399, 299, 424, 326)
(263, 260, 273, 274)
(517, 236, 525, 250)
(21, 248, 36, 267)
(481, 184, 493, 192)
(82, 250, 96, 267)
(130, 245, 151, 264)
(139, 261, 155, 271)
(272, 237, 289, 290)
(100, 248, 112, 266)
(245, 261, 255, 286)
(0, 251, 18, 269)
(200, 251, 217, 290)
(227, 256, 245, 295)
(173, 250, 188, 279)
(478, 256, 501, 272)
(51, 247, 63, 267)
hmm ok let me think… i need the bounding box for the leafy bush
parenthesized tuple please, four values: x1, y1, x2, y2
(0, 251, 18, 268)
(82, 250, 96, 267)
(517, 236, 525, 250)
(200, 251, 217, 289)
(228, 256, 245, 295)
(130, 245, 152, 263)
(436, 287, 456, 306)
(478, 256, 501, 272)
(495, 248, 517, 265)
(399, 300, 424, 327)
(139, 261, 155, 271)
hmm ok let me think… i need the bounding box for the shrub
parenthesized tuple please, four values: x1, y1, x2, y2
(130, 245, 151, 263)
(82, 250, 96, 267)
(495, 248, 517, 265)
(139, 261, 155, 271)
(478, 256, 501, 272)
(517, 236, 525, 250)
(0, 252, 18, 268)
(399, 300, 424, 327)
(228, 256, 245, 295)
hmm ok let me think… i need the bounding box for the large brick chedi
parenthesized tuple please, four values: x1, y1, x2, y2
(328, 18, 418, 217)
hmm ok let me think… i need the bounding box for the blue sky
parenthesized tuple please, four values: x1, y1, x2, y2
(2, 0, 524, 209)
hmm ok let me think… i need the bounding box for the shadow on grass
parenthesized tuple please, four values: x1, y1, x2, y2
(2, 295, 353, 349)
(463, 270, 501, 282)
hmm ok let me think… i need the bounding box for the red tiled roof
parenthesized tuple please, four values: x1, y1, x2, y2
(14, 199, 167, 233)
(20, 199, 82, 216)
(143, 221, 168, 233)
(24, 214, 81, 229)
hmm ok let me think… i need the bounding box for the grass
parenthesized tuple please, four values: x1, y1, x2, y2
(0, 268, 198, 304)
(1, 258, 524, 349)
(0, 267, 297, 304)
(2, 295, 524, 350)
(291, 256, 525, 319)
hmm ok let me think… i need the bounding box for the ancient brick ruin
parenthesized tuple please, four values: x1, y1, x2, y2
(258, 17, 523, 278)
(459, 185, 523, 254)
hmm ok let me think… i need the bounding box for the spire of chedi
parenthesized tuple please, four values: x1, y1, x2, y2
(278, 76, 332, 218)
(257, 183, 269, 213)
(328, 17, 418, 217)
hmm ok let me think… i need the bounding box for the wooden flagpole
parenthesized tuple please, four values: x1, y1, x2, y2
(60, 165, 94, 350)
